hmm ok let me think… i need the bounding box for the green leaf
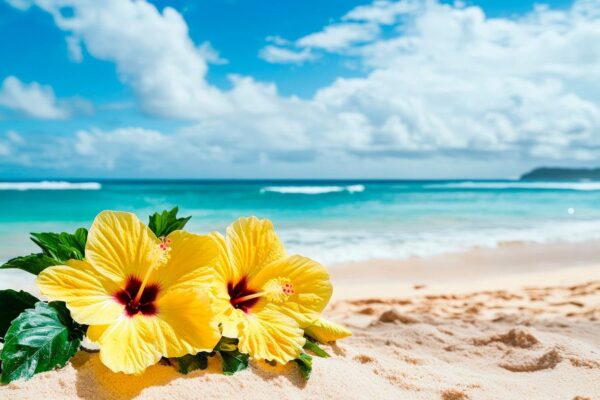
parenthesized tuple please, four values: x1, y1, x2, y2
(0, 254, 59, 275)
(294, 353, 313, 380)
(176, 353, 210, 374)
(0, 290, 39, 339)
(219, 350, 249, 376)
(303, 337, 330, 358)
(215, 336, 238, 352)
(30, 228, 88, 262)
(0, 302, 84, 383)
(148, 207, 192, 237)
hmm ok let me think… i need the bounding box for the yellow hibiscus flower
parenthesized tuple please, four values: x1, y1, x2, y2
(210, 217, 333, 364)
(36, 211, 221, 375)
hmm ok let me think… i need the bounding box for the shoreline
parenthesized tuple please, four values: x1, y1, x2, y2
(330, 239, 600, 299)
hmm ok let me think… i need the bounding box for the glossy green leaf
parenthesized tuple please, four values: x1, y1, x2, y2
(303, 337, 330, 358)
(176, 353, 210, 374)
(0, 290, 39, 339)
(0, 253, 60, 275)
(30, 228, 88, 262)
(219, 349, 249, 376)
(0, 302, 84, 383)
(294, 353, 313, 380)
(215, 336, 238, 352)
(148, 207, 192, 237)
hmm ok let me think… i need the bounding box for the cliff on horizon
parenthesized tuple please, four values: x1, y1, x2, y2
(521, 167, 600, 180)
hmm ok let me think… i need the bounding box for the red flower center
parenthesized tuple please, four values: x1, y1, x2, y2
(228, 278, 258, 313)
(114, 276, 160, 317)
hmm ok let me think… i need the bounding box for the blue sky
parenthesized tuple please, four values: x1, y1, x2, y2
(0, 0, 595, 179)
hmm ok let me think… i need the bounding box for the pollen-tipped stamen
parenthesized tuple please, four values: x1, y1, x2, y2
(230, 279, 295, 306)
(133, 237, 170, 305)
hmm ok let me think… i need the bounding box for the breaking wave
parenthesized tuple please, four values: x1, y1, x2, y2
(0, 181, 102, 191)
(260, 184, 365, 195)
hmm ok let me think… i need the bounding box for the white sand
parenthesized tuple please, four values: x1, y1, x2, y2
(1, 241, 599, 399)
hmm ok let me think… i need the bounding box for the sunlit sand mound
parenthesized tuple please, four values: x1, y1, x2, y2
(2, 279, 599, 400)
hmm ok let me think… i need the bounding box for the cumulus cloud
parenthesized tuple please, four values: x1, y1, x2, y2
(259, 21, 381, 62)
(16, 0, 230, 119)
(38, 127, 225, 172)
(255, 0, 600, 162)
(7, 0, 600, 174)
(74, 127, 175, 170)
(0, 76, 69, 119)
(198, 41, 229, 65)
(259, 1, 406, 61)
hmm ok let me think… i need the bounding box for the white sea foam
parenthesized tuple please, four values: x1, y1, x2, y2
(0, 181, 102, 191)
(426, 181, 600, 191)
(260, 184, 365, 194)
(280, 219, 600, 265)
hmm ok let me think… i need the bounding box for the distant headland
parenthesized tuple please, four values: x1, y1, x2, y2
(520, 167, 600, 180)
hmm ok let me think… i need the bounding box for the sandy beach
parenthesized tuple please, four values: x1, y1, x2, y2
(1, 241, 599, 400)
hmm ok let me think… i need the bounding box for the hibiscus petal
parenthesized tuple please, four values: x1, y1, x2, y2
(153, 230, 218, 292)
(86, 324, 109, 342)
(305, 317, 352, 343)
(86, 211, 161, 282)
(227, 217, 286, 279)
(249, 255, 332, 328)
(208, 232, 241, 321)
(217, 307, 246, 339)
(154, 289, 221, 357)
(94, 316, 163, 375)
(91, 290, 220, 374)
(36, 259, 124, 325)
(237, 306, 305, 364)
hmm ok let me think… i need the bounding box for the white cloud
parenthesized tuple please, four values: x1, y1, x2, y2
(0, 76, 69, 119)
(259, 45, 316, 64)
(0, 131, 26, 160)
(5, 0, 30, 10)
(8, 0, 600, 175)
(265, 36, 291, 46)
(74, 127, 174, 170)
(198, 41, 229, 65)
(296, 22, 381, 51)
(255, 0, 600, 163)
(258, 3, 394, 62)
(65, 35, 83, 62)
(18, 0, 230, 119)
(0, 142, 9, 156)
(60, 126, 225, 172)
(342, 0, 419, 24)
(7, 130, 24, 144)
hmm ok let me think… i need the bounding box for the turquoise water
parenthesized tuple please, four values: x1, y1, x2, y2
(1, 180, 599, 265)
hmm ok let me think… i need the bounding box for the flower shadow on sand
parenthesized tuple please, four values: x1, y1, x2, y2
(73, 350, 307, 399)
(73, 351, 220, 400)
(249, 360, 308, 389)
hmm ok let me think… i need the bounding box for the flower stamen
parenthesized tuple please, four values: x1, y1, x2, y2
(231, 291, 263, 305)
(230, 277, 295, 308)
(133, 237, 171, 304)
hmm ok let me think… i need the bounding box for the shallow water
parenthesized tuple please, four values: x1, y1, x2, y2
(0, 180, 598, 265)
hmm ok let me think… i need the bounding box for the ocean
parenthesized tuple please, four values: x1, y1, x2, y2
(0, 180, 599, 266)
